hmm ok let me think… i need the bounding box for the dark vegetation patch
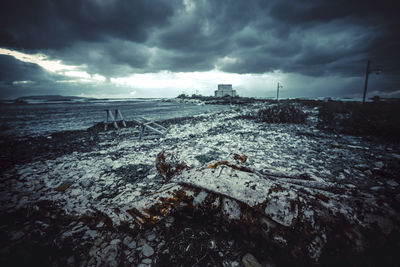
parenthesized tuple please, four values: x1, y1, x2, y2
(238, 103, 308, 124)
(0, 130, 100, 174)
(154, 210, 289, 267)
(1, 201, 89, 267)
(317, 100, 400, 142)
(178, 94, 270, 105)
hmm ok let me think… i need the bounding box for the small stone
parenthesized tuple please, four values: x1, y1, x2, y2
(81, 179, 92, 187)
(365, 170, 372, 176)
(110, 239, 121, 245)
(374, 161, 384, 168)
(142, 258, 152, 264)
(123, 236, 132, 245)
(386, 180, 399, 187)
(242, 253, 262, 267)
(89, 246, 98, 257)
(370, 186, 382, 191)
(331, 141, 341, 148)
(127, 241, 137, 249)
(70, 188, 82, 197)
(137, 239, 146, 246)
(146, 233, 156, 242)
(355, 164, 369, 171)
(141, 244, 154, 257)
(94, 238, 103, 246)
(157, 241, 165, 249)
(231, 261, 240, 267)
(209, 240, 216, 249)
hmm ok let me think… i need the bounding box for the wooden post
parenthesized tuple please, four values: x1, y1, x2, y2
(139, 122, 145, 140)
(104, 110, 109, 131)
(134, 117, 166, 140)
(116, 109, 127, 127)
(362, 60, 370, 104)
(114, 109, 118, 127)
(144, 122, 165, 136)
(104, 109, 127, 131)
(106, 110, 118, 129)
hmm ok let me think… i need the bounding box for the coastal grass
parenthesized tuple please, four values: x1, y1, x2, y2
(317, 100, 400, 142)
(238, 103, 308, 124)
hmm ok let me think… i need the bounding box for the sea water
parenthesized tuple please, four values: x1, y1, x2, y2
(0, 99, 229, 137)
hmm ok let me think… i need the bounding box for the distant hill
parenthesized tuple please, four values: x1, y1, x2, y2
(15, 95, 92, 102)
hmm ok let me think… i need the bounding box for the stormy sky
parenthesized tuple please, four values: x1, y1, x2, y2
(0, 0, 399, 99)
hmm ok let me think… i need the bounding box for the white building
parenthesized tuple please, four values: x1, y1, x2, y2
(214, 84, 237, 97)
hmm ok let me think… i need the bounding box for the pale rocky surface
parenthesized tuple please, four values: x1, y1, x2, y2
(1, 103, 399, 266)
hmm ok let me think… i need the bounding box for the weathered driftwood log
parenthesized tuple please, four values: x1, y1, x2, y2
(127, 152, 399, 264)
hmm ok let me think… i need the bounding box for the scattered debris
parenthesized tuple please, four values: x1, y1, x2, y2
(156, 151, 189, 181)
(53, 183, 72, 192)
(133, 117, 167, 140)
(1, 102, 399, 266)
(233, 153, 248, 163)
(129, 151, 400, 264)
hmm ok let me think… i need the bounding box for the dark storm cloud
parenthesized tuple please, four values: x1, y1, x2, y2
(0, 0, 173, 50)
(0, 0, 399, 86)
(0, 54, 60, 83)
(45, 40, 151, 77)
(149, 0, 399, 78)
(0, 54, 70, 98)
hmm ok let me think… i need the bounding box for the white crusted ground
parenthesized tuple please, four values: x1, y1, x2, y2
(1, 103, 399, 265)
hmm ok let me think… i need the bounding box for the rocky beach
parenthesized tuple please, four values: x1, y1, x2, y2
(1, 99, 400, 266)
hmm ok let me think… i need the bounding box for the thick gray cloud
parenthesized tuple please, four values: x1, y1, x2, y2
(0, 55, 78, 98)
(0, 0, 399, 97)
(0, 0, 173, 49)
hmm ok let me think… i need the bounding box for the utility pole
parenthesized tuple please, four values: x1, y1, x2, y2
(362, 60, 381, 104)
(277, 82, 283, 101)
(362, 60, 371, 104)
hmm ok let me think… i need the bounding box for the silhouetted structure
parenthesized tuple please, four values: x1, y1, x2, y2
(215, 84, 237, 97)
